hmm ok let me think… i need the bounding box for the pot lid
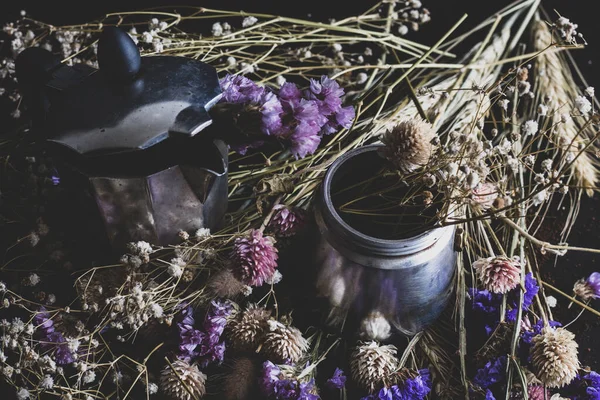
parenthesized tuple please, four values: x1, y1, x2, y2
(18, 27, 222, 156)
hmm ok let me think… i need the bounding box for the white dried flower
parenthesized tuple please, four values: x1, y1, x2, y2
(332, 43, 342, 52)
(262, 320, 309, 363)
(40, 374, 54, 389)
(547, 296, 557, 308)
(16, 388, 30, 400)
(195, 228, 211, 239)
(538, 104, 548, 116)
(265, 270, 283, 285)
(242, 16, 258, 27)
(532, 189, 548, 206)
(360, 311, 391, 341)
(522, 120, 539, 136)
(142, 31, 153, 43)
(473, 256, 521, 294)
(499, 98, 509, 111)
(82, 370, 96, 384)
(150, 303, 164, 318)
(585, 86, 595, 97)
(554, 17, 579, 44)
(0, 282, 6, 293)
(530, 327, 579, 388)
(212, 22, 224, 37)
(356, 72, 368, 84)
(382, 118, 438, 174)
(276, 75, 286, 87)
(397, 24, 409, 35)
(575, 95, 592, 114)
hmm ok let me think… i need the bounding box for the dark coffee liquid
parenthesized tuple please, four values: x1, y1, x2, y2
(330, 150, 441, 240)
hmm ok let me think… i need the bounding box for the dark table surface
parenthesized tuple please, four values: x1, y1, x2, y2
(1, 0, 599, 394)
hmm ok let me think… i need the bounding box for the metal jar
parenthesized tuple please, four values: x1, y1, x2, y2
(313, 144, 456, 337)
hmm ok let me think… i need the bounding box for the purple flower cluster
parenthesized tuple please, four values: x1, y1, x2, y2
(232, 229, 279, 287)
(326, 368, 346, 390)
(268, 205, 307, 238)
(33, 307, 75, 365)
(473, 356, 507, 389)
(468, 273, 540, 335)
(565, 371, 600, 399)
(360, 369, 431, 400)
(219, 74, 355, 158)
(260, 361, 320, 400)
(177, 300, 232, 367)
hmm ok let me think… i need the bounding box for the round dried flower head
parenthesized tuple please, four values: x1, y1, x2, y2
(232, 229, 278, 287)
(530, 327, 579, 388)
(262, 320, 309, 364)
(473, 256, 521, 294)
(207, 269, 246, 298)
(267, 205, 306, 237)
(223, 357, 258, 400)
(350, 341, 398, 392)
(381, 117, 438, 174)
(471, 182, 498, 210)
(160, 360, 207, 400)
(360, 311, 392, 341)
(573, 272, 600, 301)
(227, 304, 271, 352)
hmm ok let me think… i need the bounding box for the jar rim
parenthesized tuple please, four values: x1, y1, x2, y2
(319, 144, 452, 256)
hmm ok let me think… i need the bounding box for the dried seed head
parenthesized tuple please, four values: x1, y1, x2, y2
(207, 269, 246, 299)
(350, 341, 398, 392)
(573, 279, 596, 302)
(473, 256, 521, 294)
(223, 357, 258, 400)
(160, 360, 207, 400)
(261, 320, 309, 364)
(381, 117, 438, 174)
(530, 327, 579, 388)
(227, 304, 271, 352)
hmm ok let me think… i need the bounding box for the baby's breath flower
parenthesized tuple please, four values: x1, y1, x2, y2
(40, 374, 54, 389)
(242, 16, 258, 27)
(16, 388, 30, 400)
(212, 22, 224, 36)
(575, 95, 592, 114)
(522, 120, 539, 136)
(357, 72, 368, 84)
(585, 86, 595, 97)
(360, 311, 391, 341)
(538, 104, 548, 116)
(195, 228, 211, 240)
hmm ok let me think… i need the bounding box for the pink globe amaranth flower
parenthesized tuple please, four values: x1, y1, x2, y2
(232, 229, 278, 287)
(473, 256, 522, 294)
(527, 385, 551, 400)
(471, 182, 498, 210)
(267, 205, 306, 237)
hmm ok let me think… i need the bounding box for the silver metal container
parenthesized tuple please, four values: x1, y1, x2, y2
(313, 144, 456, 337)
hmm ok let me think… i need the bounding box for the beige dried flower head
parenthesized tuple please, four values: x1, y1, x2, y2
(360, 311, 392, 341)
(261, 320, 309, 364)
(160, 360, 207, 400)
(473, 256, 521, 294)
(573, 279, 598, 302)
(207, 269, 246, 299)
(530, 327, 579, 388)
(227, 304, 271, 352)
(381, 117, 438, 174)
(223, 357, 258, 400)
(350, 341, 398, 392)
(471, 182, 498, 210)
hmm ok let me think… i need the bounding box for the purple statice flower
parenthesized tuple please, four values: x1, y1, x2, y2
(176, 302, 231, 366)
(232, 229, 279, 287)
(268, 205, 307, 238)
(474, 356, 507, 389)
(306, 76, 344, 116)
(51, 175, 60, 185)
(506, 273, 539, 322)
(261, 361, 282, 396)
(587, 272, 600, 298)
(467, 287, 502, 336)
(327, 368, 346, 390)
(290, 120, 322, 159)
(360, 396, 377, 400)
(485, 389, 496, 400)
(220, 74, 264, 104)
(279, 82, 303, 108)
(392, 369, 431, 400)
(564, 371, 600, 399)
(33, 308, 75, 365)
(261, 92, 285, 136)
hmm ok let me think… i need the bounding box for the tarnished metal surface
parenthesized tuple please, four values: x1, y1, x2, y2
(313, 145, 457, 336)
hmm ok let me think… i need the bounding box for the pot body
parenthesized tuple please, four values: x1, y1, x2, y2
(313, 145, 456, 336)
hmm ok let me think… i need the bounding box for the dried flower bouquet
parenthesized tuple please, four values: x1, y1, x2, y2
(2, 0, 600, 399)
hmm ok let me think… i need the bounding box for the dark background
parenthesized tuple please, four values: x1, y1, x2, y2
(1, 0, 599, 391)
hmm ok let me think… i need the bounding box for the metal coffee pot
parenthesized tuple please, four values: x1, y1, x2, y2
(16, 27, 228, 249)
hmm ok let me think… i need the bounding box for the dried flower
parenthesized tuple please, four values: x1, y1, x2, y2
(360, 311, 392, 341)
(227, 304, 271, 352)
(471, 182, 498, 210)
(474, 356, 507, 389)
(530, 327, 579, 388)
(223, 357, 258, 400)
(573, 272, 600, 301)
(381, 117, 438, 174)
(350, 341, 398, 391)
(527, 385, 551, 400)
(232, 229, 279, 287)
(575, 95, 592, 114)
(160, 360, 207, 400)
(473, 256, 522, 294)
(206, 269, 246, 298)
(262, 320, 309, 364)
(327, 368, 347, 389)
(522, 120, 539, 136)
(267, 205, 307, 237)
